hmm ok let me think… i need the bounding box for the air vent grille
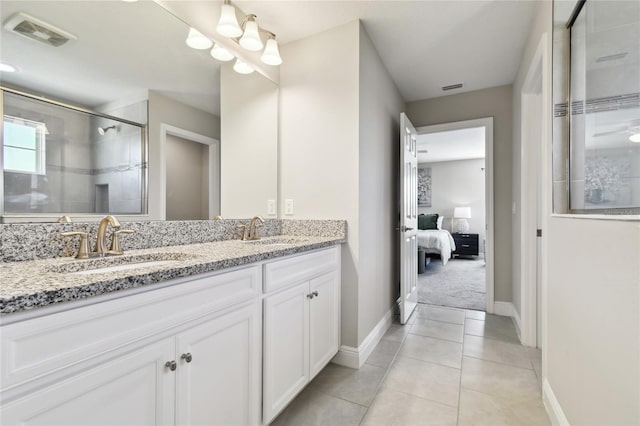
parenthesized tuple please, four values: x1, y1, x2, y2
(442, 83, 463, 91)
(4, 13, 76, 47)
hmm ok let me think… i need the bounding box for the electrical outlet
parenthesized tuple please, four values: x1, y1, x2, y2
(285, 199, 294, 215)
(267, 200, 276, 215)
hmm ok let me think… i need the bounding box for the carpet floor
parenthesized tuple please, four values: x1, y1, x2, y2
(418, 256, 486, 311)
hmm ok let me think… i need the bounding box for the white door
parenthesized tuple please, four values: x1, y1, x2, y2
(263, 281, 310, 424)
(308, 271, 340, 379)
(1, 339, 176, 426)
(399, 112, 419, 325)
(176, 301, 262, 426)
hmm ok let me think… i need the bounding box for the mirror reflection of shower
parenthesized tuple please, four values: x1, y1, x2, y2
(98, 125, 116, 135)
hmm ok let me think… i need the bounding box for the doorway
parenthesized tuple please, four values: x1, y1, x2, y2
(416, 118, 495, 314)
(160, 124, 220, 220)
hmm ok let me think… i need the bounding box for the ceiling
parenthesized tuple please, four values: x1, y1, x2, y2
(417, 127, 485, 163)
(234, 0, 537, 101)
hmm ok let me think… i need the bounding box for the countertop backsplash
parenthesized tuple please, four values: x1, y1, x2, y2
(0, 219, 347, 263)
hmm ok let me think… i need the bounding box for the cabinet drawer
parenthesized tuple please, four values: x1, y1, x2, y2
(263, 246, 340, 293)
(1, 265, 261, 390)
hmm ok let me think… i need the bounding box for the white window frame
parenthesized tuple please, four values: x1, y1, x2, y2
(3, 115, 47, 175)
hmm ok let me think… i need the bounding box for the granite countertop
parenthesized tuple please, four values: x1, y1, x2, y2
(0, 235, 344, 315)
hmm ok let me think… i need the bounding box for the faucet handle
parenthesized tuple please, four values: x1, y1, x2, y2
(61, 231, 90, 259)
(109, 229, 135, 255)
(235, 224, 247, 240)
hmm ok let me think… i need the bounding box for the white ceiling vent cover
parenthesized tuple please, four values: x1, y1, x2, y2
(3, 13, 77, 47)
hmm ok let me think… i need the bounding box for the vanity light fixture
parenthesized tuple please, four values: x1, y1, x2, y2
(233, 58, 254, 74)
(186, 27, 213, 50)
(213, 1, 283, 71)
(211, 43, 234, 61)
(630, 133, 640, 143)
(239, 15, 263, 51)
(0, 63, 17, 72)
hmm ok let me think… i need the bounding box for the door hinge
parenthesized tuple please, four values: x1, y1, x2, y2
(536, 229, 542, 237)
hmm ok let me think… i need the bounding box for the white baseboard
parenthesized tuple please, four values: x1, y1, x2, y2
(332, 308, 394, 369)
(543, 379, 570, 426)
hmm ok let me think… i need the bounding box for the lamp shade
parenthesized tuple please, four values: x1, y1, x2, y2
(239, 18, 263, 51)
(233, 58, 255, 74)
(453, 207, 471, 219)
(210, 43, 234, 61)
(261, 37, 282, 65)
(217, 4, 243, 38)
(185, 28, 212, 50)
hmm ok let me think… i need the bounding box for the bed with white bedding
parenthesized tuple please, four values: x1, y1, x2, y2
(417, 229, 456, 265)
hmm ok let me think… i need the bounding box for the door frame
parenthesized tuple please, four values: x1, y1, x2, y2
(520, 33, 550, 348)
(159, 124, 220, 220)
(416, 117, 495, 313)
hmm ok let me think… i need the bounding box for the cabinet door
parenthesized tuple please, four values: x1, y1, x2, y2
(309, 271, 341, 379)
(263, 281, 310, 424)
(175, 301, 262, 426)
(0, 339, 175, 426)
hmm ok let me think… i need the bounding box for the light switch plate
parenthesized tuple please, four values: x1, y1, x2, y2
(285, 199, 294, 215)
(267, 200, 276, 215)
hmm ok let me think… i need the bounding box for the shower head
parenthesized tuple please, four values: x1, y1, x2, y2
(98, 125, 116, 135)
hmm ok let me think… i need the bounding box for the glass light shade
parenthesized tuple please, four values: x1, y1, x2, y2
(0, 63, 17, 72)
(261, 37, 282, 66)
(217, 4, 242, 38)
(210, 43, 234, 61)
(629, 133, 640, 143)
(185, 28, 212, 50)
(239, 19, 263, 51)
(233, 58, 254, 74)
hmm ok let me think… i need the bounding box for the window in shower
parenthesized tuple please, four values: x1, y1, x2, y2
(568, 0, 640, 214)
(3, 116, 47, 175)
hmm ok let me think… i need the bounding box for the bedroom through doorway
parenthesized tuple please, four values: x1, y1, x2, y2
(415, 118, 494, 313)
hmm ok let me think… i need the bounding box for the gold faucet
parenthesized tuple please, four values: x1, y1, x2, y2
(94, 215, 121, 256)
(247, 216, 265, 240)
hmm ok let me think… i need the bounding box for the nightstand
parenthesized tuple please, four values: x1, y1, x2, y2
(452, 233, 479, 257)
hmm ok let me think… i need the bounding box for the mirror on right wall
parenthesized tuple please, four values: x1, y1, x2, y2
(553, 0, 640, 215)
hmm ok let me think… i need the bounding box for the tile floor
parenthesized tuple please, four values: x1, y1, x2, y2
(271, 304, 550, 426)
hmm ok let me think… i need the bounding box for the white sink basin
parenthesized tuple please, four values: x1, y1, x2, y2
(47, 253, 197, 275)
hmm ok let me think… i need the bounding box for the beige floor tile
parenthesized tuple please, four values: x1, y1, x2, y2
(383, 324, 411, 343)
(410, 318, 464, 343)
(458, 388, 551, 426)
(307, 363, 385, 406)
(417, 305, 466, 325)
(461, 357, 540, 404)
(526, 348, 543, 387)
(466, 310, 486, 320)
(270, 387, 367, 426)
(361, 387, 457, 426)
(398, 334, 463, 369)
(463, 334, 533, 369)
(464, 315, 520, 343)
(365, 339, 402, 369)
(382, 356, 461, 407)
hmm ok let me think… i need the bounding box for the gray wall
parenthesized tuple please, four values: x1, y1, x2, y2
(406, 85, 513, 303)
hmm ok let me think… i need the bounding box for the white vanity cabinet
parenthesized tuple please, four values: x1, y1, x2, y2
(0, 265, 263, 426)
(262, 246, 341, 424)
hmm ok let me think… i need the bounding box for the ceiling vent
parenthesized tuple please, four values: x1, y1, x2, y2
(4, 13, 77, 47)
(442, 83, 463, 91)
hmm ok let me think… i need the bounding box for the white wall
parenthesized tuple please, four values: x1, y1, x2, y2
(357, 24, 405, 345)
(280, 21, 361, 346)
(220, 64, 278, 219)
(148, 91, 220, 220)
(280, 20, 405, 348)
(406, 85, 513, 303)
(419, 158, 486, 249)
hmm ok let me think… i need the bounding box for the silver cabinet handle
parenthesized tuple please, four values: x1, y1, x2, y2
(312, 291, 319, 297)
(181, 353, 193, 363)
(165, 360, 177, 371)
(307, 293, 314, 299)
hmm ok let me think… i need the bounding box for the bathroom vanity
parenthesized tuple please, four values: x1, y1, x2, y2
(0, 227, 344, 426)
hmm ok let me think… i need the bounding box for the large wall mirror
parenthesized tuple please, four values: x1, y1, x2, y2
(553, 0, 640, 215)
(0, 0, 278, 222)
